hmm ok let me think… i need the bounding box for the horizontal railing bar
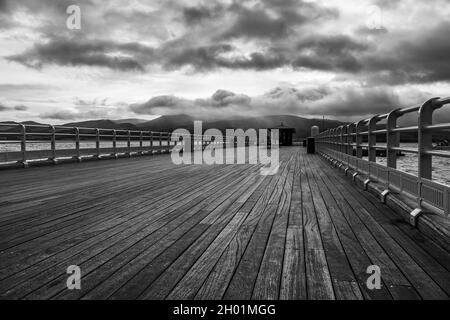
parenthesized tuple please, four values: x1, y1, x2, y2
(389, 147, 418, 153)
(391, 126, 418, 133)
(424, 123, 450, 131)
(425, 150, 450, 158)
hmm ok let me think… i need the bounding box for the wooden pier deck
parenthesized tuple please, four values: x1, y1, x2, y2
(0, 148, 449, 300)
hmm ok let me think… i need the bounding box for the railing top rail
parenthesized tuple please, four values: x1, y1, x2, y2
(342, 96, 450, 127)
(0, 122, 276, 142)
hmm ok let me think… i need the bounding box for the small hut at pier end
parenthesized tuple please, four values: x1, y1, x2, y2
(270, 122, 296, 146)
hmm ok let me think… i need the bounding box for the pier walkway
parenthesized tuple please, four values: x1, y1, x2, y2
(0, 148, 449, 300)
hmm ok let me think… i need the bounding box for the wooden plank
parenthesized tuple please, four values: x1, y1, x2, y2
(1, 148, 449, 300)
(139, 162, 290, 300)
(303, 155, 363, 300)
(299, 155, 335, 300)
(101, 170, 266, 299)
(251, 154, 295, 300)
(223, 157, 293, 300)
(33, 165, 256, 300)
(318, 156, 448, 299)
(1, 164, 253, 298)
(308, 158, 392, 300)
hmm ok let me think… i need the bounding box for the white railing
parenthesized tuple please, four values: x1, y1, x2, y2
(316, 97, 450, 216)
(0, 123, 277, 166)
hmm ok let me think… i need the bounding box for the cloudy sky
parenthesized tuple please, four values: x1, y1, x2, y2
(0, 0, 449, 124)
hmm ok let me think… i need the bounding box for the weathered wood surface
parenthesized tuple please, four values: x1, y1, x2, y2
(0, 148, 449, 300)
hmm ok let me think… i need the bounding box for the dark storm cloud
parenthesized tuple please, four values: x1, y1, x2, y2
(130, 89, 252, 116)
(162, 43, 287, 71)
(129, 86, 409, 120)
(161, 43, 234, 70)
(373, 0, 404, 9)
(0, 103, 27, 111)
(219, 0, 338, 40)
(130, 95, 188, 115)
(292, 35, 368, 72)
(40, 110, 80, 120)
(7, 38, 152, 71)
(183, 4, 224, 25)
(266, 86, 330, 102)
(3, 0, 450, 88)
(221, 7, 290, 39)
(14, 105, 28, 111)
(363, 22, 450, 84)
(210, 90, 251, 106)
(313, 88, 402, 117)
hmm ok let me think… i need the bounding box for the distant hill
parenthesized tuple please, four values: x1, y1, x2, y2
(0, 120, 47, 126)
(63, 119, 139, 130)
(112, 118, 149, 125)
(60, 115, 344, 138)
(137, 114, 344, 138)
(5, 116, 448, 141)
(138, 114, 197, 131)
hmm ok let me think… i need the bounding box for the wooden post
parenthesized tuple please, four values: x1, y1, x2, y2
(75, 127, 81, 162)
(112, 129, 117, 158)
(20, 124, 27, 167)
(50, 125, 56, 164)
(338, 126, 343, 154)
(96, 128, 100, 158)
(139, 131, 143, 154)
(386, 109, 400, 168)
(127, 130, 131, 156)
(150, 131, 154, 154)
(356, 120, 365, 158)
(346, 124, 353, 156)
(418, 98, 440, 180)
(368, 115, 380, 162)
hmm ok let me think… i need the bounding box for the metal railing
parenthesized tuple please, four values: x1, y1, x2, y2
(0, 123, 278, 167)
(316, 97, 450, 216)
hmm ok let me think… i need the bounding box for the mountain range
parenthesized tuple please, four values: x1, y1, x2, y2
(63, 114, 344, 138)
(3, 114, 448, 141)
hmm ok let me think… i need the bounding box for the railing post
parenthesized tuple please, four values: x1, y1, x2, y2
(329, 129, 332, 151)
(386, 109, 400, 168)
(96, 128, 100, 158)
(368, 115, 380, 162)
(20, 124, 28, 167)
(127, 130, 131, 156)
(139, 131, 143, 155)
(337, 127, 342, 157)
(341, 126, 346, 154)
(75, 127, 81, 162)
(356, 120, 364, 158)
(341, 125, 348, 161)
(159, 132, 163, 153)
(334, 128, 338, 152)
(150, 131, 154, 154)
(170, 132, 175, 151)
(49, 125, 56, 164)
(347, 124, 354, 156)
(418, 98, 440, 180)
(329, 129, 333, 151)
(112, 129, 117, 158)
